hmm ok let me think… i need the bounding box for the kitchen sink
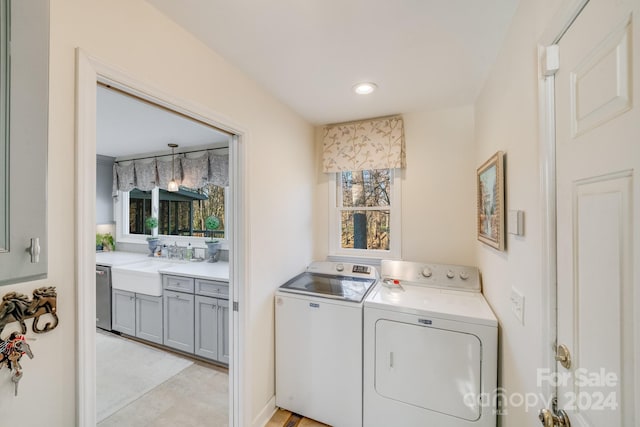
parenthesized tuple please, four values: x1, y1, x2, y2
(111, 260, 174, 296)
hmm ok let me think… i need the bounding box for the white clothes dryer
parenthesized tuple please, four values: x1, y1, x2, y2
(363, 260, 498, 427)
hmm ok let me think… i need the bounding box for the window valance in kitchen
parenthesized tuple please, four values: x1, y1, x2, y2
(321, 115, 406, 173)
(112, 150, 229, 197)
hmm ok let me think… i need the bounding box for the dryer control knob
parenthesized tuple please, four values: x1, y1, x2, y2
(336, 263, 344, 272)
(460, 271, 469, 280)
(446, 270, 455, 279)
(422, 267, 432, 278)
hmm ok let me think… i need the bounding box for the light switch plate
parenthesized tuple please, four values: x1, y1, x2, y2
(510, 288, 525, 324)
(508, 210, 524, 236)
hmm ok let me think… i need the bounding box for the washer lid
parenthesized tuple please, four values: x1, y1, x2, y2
(365, 283, 497, 326)
(279, 271, 377, 302)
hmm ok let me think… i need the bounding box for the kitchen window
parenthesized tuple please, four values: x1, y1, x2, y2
(119, 183, 226, 242)
(329, 168, 401, 259)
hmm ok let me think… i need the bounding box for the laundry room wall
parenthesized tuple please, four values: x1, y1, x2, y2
(313, 105, 477, 266)
(0, 0, 314, 425)
(474, 0, 562, 426)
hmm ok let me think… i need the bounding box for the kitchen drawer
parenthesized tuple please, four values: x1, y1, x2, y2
(163, 275, 195, 293)
(196, 279, 229, 299)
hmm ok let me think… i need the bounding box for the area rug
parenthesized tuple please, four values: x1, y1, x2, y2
(96, 331, 193, 422)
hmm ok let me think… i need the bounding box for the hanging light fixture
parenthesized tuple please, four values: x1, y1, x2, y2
(167, 143, 179, 192)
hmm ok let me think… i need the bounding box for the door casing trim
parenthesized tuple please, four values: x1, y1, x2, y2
(536, 0, 590, 402)
(75, 48, 249, 427)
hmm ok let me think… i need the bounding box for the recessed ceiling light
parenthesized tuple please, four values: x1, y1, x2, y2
(353, 82, 377, 95)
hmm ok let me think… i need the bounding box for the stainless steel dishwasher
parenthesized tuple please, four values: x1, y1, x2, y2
(96, 265, 112, 330)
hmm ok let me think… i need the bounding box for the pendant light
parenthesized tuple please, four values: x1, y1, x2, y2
(167, 143, 179, 192)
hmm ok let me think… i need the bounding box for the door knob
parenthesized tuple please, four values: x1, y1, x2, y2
(539, 408, 571, 427)
(555, 344, 572, 369)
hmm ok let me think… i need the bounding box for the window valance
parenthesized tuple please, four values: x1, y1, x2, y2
(112, 150, 229, 197)
(321, 115, 406, 173)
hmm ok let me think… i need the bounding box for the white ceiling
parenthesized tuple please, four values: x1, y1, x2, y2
(96, 85, 230, 158)
(146, 0, 520, 125)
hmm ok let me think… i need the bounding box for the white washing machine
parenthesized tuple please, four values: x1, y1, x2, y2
(363, 260, 498, 427)
(275, 261, 379, 427)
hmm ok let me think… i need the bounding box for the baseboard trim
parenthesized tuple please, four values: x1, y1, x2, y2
(253, 395, 277, 427)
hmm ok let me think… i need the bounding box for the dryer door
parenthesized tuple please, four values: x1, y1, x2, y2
(374, 319, 482, 421)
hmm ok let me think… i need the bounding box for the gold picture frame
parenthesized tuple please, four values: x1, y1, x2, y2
(477, 151, 505, 250)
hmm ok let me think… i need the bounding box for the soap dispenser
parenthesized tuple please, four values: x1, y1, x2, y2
(186, 243, 193, 260)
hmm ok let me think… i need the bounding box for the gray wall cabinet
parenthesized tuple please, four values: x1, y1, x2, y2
(163, 290, 195, 353)
(0, 0, 50, 285)
(112, 289, 135, 336)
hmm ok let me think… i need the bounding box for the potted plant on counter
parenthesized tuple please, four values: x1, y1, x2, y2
(96, 233, 115, 252)
(145, 216, 159, 256)
(204, 215, 221, 263)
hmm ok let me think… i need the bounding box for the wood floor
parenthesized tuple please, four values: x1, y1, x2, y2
(266, 409, 330, 427)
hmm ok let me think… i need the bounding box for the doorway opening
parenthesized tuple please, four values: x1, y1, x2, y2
(76, 50, 246, 427)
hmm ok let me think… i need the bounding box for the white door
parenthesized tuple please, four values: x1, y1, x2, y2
(554, 0, 639, 425)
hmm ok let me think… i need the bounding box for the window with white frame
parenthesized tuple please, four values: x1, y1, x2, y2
(113, 149, 229, 244)
(118, 186, 227, 243)
(127, 184, 225, 238)
(322, 115, 405, 259)
(329, 168, 401, 258)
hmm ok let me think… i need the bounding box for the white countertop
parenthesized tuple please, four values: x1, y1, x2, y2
(159, 261, 229, 282)
(96, 251, 150, 267)
(96, 250, 229, 282)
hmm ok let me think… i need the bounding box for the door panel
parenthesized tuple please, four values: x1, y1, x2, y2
(555, 0, 639, 425)
(0, 0, 49, 285)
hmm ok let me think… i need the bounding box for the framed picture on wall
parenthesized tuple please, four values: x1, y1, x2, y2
(477, 151, 505, 251)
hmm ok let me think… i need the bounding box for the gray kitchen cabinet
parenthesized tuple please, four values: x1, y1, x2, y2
(194, 294, 230, 363)
(163, 274, 229, 364)
(0, 0, 49, 286)
(112, 289, 163, 344)
(195, 295, 218, 360)
(136, 294, 163, 344)
(112, 289, 135, 336)
(217, 298, 230, 364)
(163, 290, 195, 353)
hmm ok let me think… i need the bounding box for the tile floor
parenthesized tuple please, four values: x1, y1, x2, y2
(98, 358, 229, 427)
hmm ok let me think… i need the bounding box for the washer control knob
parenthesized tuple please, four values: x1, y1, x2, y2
(422, 267, 432, 278)
(336, 263, 344, 272)
(446, 270, 455, 279)
(460, 271, 469, 280)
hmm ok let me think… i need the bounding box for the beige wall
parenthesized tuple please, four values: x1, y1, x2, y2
(0, 0, 314, 425)
(402, 107, 476, 264)
(313, 106, 477, 265)
(474, 0, 560, 426)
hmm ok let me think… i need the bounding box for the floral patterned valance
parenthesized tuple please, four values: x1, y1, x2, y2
(322, 115, 406, 173)
(112, 150, 229, 197)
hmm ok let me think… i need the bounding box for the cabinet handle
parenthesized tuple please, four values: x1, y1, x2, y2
(28, 237, 40, 263)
